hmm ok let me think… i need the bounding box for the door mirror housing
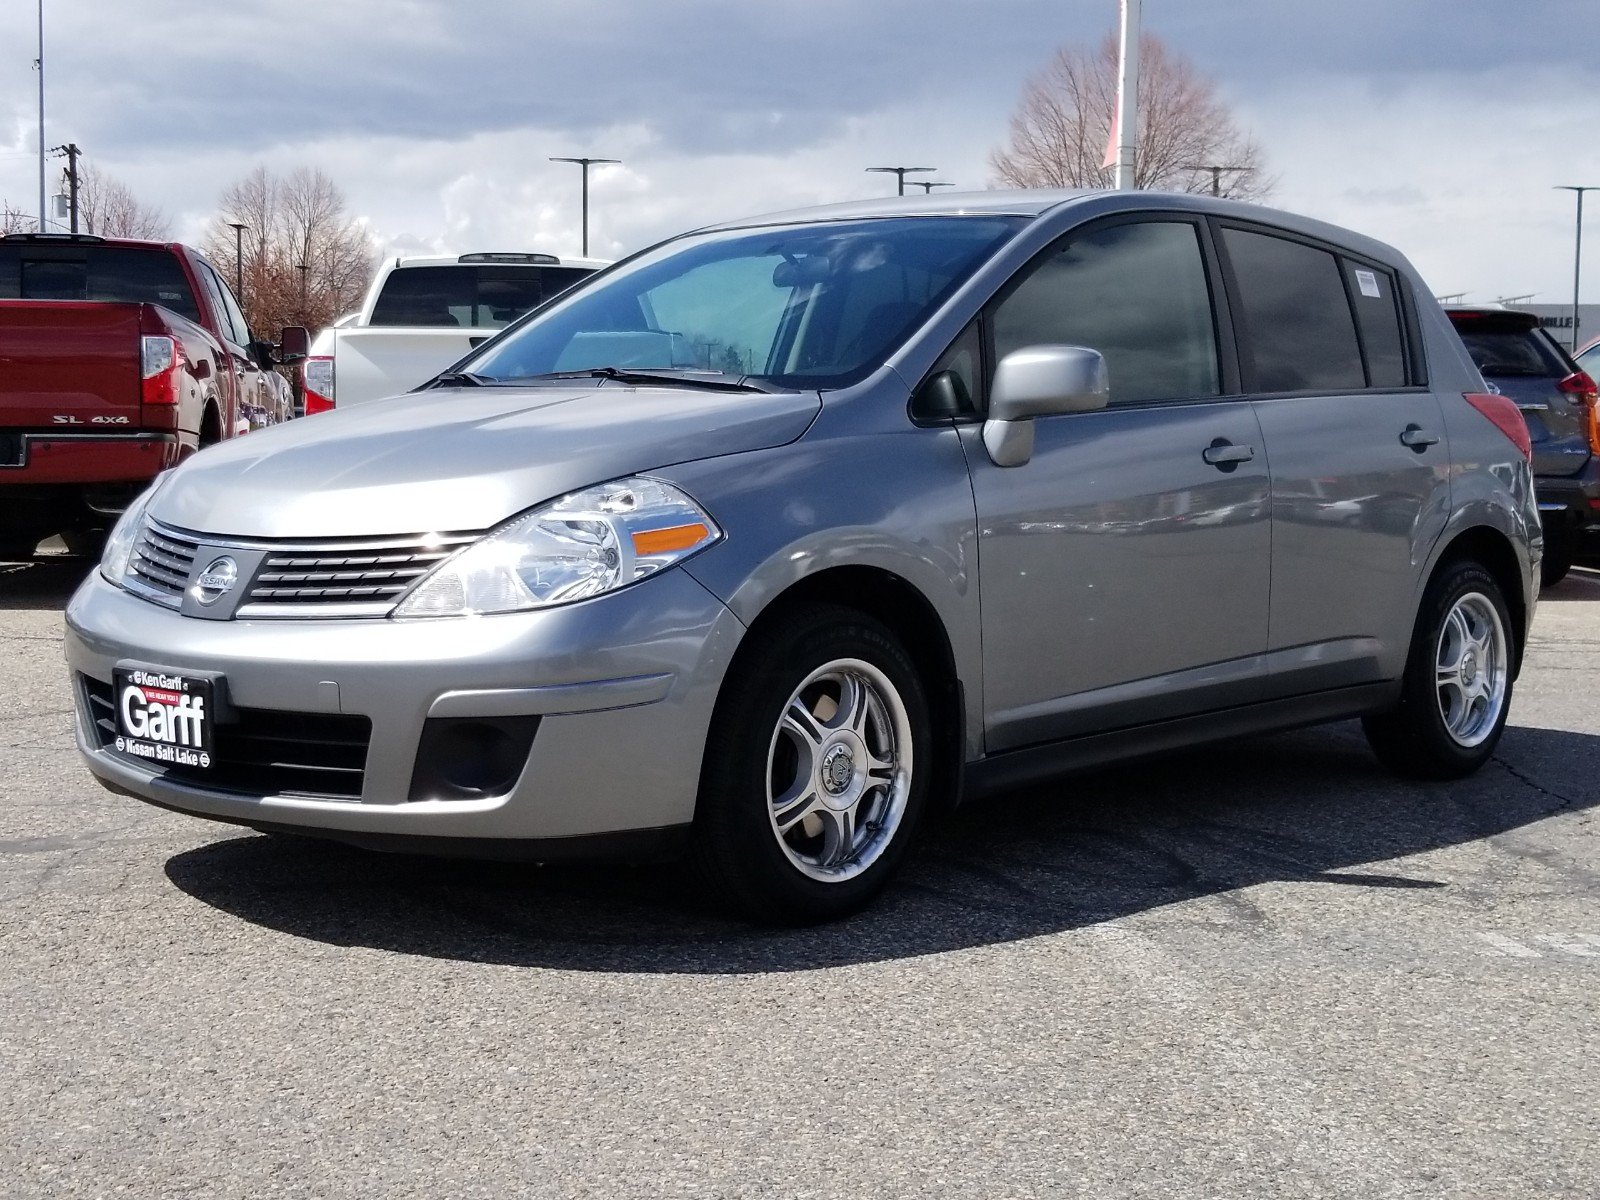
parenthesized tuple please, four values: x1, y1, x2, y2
(277, 325, 310, 363)
(982, 345, 1109, 466)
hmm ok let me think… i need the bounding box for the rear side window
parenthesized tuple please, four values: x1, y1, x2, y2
(0, 245, 200, 323)
(1223, 229, 1364, 392)
(991, 220, 1220, 406)
(368, 265, 596, 329)
(1343, 261, 1407, 388)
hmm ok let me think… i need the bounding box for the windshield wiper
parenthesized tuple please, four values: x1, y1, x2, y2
(421, 370, 497, 390)
(520, 367, 772, 393)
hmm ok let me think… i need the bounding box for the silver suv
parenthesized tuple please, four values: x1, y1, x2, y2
(66, 191, 1541, 923)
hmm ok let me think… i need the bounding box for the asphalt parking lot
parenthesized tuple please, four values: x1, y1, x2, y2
(2, 553, 1597, 1199)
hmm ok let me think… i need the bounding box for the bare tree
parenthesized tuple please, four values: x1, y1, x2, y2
(201, 166, 378, 337)
(990, 32, 1273, 200)
(77, 164, 171, 238)
(1, 202, 34, 234)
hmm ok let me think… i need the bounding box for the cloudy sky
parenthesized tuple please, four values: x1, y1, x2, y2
(1, 0, 1595, 305)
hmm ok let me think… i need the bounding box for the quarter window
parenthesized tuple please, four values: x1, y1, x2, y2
(1343, 260, 1407, 388)
(1223, 228, 1364, 392)
(990, 221, 1220, 407)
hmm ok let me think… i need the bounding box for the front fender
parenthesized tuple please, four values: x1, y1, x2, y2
(662, 421, 984, 758)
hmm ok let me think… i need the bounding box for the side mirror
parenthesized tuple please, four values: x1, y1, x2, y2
(248, 339, 276, 371)
(982, 345, 1109, 467)
(277, 325, 310, 363)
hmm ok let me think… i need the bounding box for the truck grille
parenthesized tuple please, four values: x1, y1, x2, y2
(80, 674, 372, 800)
(125, 522, 200, 608)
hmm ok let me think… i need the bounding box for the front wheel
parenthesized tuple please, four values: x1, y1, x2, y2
(1363, 560, 1514, 779)
(694, 604, 931, 924)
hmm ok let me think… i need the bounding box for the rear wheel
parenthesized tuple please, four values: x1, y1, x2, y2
(0, 539, 38, 563)
(1540, 535, 1573, 587)
(1363, 559, 1514, 779)
(694, 604, 931, 924)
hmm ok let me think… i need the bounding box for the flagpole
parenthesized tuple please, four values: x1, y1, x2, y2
(1114, 0, 1141, 190)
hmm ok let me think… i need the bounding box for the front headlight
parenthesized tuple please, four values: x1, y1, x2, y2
(99, 473, 169, 588)
(393, 477, 721, 618)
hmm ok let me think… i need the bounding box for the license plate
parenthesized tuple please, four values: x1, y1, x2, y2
(112, 667, 215, 769)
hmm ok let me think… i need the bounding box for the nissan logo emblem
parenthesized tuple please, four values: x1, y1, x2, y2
(193, 556, 239, 606)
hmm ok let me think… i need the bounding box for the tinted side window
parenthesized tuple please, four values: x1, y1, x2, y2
(1344, 260, 1406, 387)
(213, 268, 254, 345)
(991, 221, 1219, 406)
(1223, 228, 1363, 392)
(196, 264, 245, 346)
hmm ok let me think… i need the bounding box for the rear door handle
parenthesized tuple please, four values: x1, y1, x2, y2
(1202, 439, 1255, 468)
(1399, 425, 1440, 451)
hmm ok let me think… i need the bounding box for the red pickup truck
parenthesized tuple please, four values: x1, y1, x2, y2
(0, 233, 307, 559)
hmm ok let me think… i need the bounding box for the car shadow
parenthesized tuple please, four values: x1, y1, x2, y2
(163, 720, 1598, 973)
(0, 553, 93, 610)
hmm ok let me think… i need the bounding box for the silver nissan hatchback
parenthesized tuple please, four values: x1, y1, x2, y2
(66, 191, 1541, 923)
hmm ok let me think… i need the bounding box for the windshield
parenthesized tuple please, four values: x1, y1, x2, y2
(464, 216, 1024, 389)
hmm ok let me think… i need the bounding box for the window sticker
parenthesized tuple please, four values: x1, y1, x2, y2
(1354, 269, 1381, 299)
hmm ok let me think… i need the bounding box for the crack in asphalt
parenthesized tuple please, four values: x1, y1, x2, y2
(1492, 755, 1584, 811)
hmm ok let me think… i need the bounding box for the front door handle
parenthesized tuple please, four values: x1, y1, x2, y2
(1202, 439, 1255, 469)
(1399, 424, 1440, 451)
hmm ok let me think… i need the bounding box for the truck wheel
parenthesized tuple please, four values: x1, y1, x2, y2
(1363, 559, 1514, 780)
(61, 528, 107, 558)
(693, 604, 931, 925)
(200, 406, 223, 448)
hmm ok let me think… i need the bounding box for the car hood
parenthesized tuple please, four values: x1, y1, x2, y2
(152, 384, 822, 538)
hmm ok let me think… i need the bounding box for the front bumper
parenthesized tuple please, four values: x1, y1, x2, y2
(64, 568, 746, 846)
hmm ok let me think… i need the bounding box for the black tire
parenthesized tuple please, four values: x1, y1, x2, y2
(1540, 535, 1573, 587)
(0, 537, 39, 563)
(693, 604, 932, 924)
(60, 528, 107, 558)
(1363, 559, 1515, 780)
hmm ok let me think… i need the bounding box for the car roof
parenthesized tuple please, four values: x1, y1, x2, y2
(688, 189, 1413, 268)
(0, 232, 182, 251)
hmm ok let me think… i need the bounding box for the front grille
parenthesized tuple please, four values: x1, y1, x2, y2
(81, 674, 372, 800)
(245, 532, 478, 609)
(125, 522, 200, 608)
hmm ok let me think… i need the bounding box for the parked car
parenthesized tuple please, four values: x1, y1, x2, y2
(1577, 333, 1600, 383)
(0, 233, 305, 560)
(1445, 307, 1599, 584)
(66, 192, 1539, 923)
(301, 251, 608, 412)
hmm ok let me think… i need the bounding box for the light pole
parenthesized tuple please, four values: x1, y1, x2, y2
(1556, 186, 1597, 352)
(550, 156, 620, 257)
(227, 222, 247, 299)
(908, 181, 955, 195)
(866, 166, 935, 196)
(36, 0, 45, 231)
(1183, 164, 1251, 198)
